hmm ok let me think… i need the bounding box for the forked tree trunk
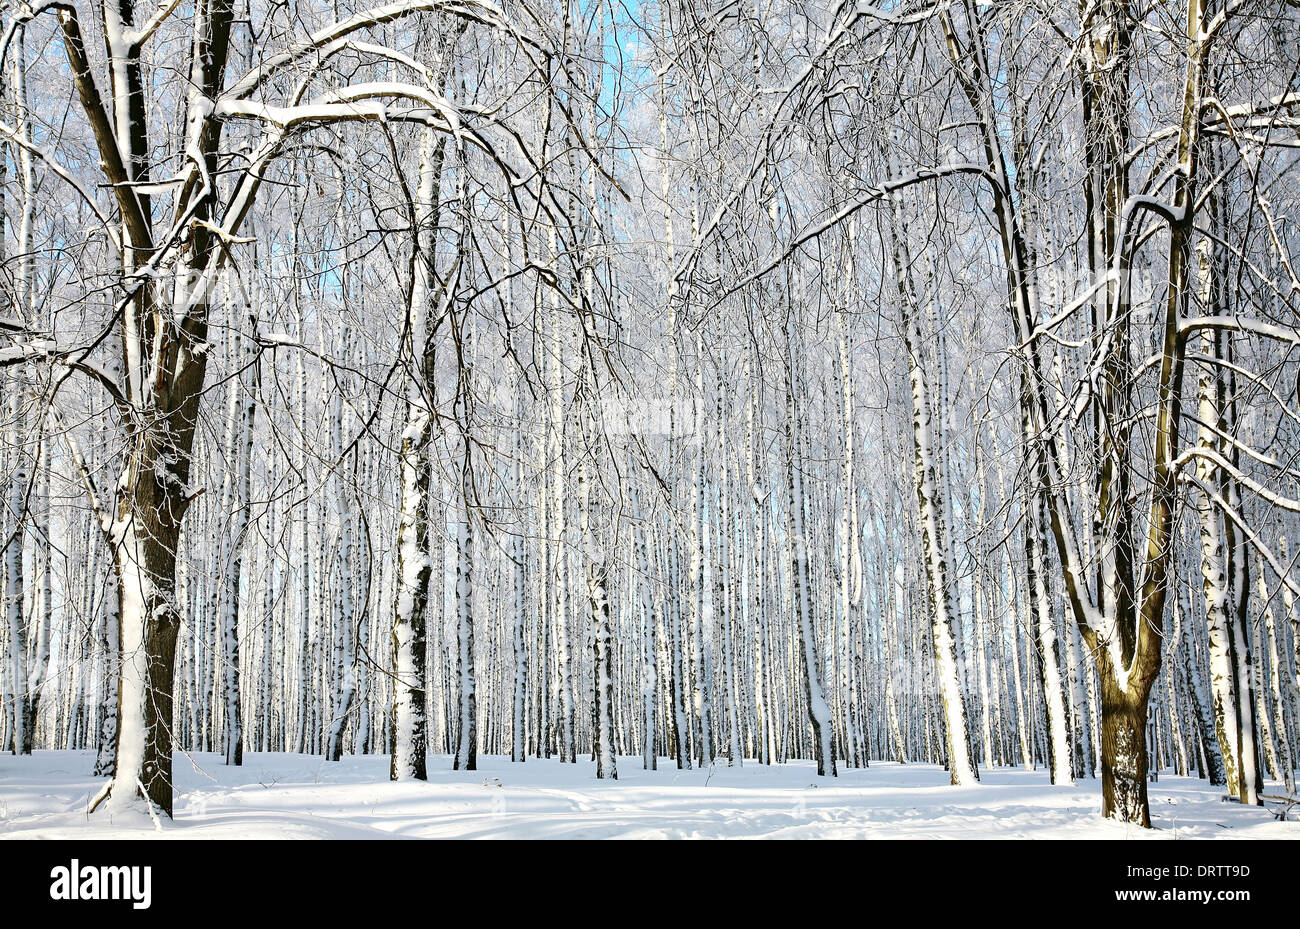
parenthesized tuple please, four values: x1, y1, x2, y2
(1098, 661, 1152, 827)
(107, 488, 190, 816)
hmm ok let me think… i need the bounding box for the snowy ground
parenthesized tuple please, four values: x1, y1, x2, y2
(1, 751, 1295, 839)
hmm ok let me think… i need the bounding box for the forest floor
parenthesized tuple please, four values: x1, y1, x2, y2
(1, 750, 1295, 839)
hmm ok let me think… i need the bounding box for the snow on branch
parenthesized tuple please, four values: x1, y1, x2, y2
(1173, 446, 1300, 514)
(1180, 314, 1300, 344)
(223, 0, 519, 101)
